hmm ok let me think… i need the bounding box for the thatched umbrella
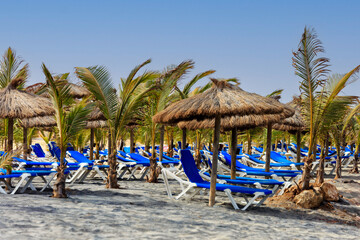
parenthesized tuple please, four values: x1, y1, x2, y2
(26, 81, 91, 99)
(0, 78, 55, 153)
(273, 100, 306, 164)
(153, 79, 290, 207)
(19, 115, 56, 159)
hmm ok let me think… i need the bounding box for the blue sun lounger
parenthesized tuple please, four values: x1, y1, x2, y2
(0, 167, 64, 194)
(218, 151, 301, 181)
(161, 150, 272, 210)
(67, 150, 109, 181)
(116, 154, 150, 180)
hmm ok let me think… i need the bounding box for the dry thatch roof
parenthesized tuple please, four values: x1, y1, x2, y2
(0, 78, 55, 119)
(88, 107, 106, 121)
(20, 116, 56, 128)
(177, 113, 282, 131)
(68, 83, 91, 99)
(153, 78, 293, 124)
(85, 120, 108, 129)
(272, 99, 306, 132)
(25, 81, 91, 99)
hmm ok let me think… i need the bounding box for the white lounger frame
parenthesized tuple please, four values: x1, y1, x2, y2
(161, 168, 269, 211)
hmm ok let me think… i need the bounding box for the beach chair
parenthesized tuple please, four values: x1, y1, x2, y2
(116, 154, 149, 180)
(67, 150, 108, 181)
(162, 150, 273, 210)
(0, 168, 61, 194)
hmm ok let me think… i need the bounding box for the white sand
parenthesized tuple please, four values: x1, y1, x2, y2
(1, 175, 359, 240)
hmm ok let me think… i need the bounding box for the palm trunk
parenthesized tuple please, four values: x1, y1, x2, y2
(209, 115, 221, 207)
(230, 128, 237, 179)
(315, 141, 326, 185)
(148, 124, 159, 183)
(335, 142, 342, 179)
(89, 128, 94, 160)
(182, 129, 187, 149)
(107, 131, 119, 188)
(265, 123, 272, 172)
(351, 144, 359, 173)
(23, 127, 28, 160)
(315, 134, 329, 184)
(130, 128, 135, 153)
(52, 144, 67, 198)
(108, 130, 111, 156)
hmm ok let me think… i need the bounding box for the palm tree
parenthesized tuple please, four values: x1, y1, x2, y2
(42, 64, 91, 198)
(76, 60, 158, 188)
(145, 61, 195, 183)
(293, 27, 360, 189)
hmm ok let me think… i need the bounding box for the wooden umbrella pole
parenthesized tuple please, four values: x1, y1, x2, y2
(182, 129, 187, 149)
(7, 118, 14, 152)
(159, 125, 164, 162)
(209, 114, 221, 207)
(265, 123, 272, 172)
(230, 127, 237, 179)
(296, 130, 301, 164)
(23, 127, 28, 160)
(90, 128, 94, 160)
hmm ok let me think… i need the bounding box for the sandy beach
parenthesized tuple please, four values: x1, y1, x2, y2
(1, 169, 359, 240)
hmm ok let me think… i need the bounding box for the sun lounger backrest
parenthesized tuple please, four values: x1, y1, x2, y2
(68, 151, 93, 164)
(180, 150, 205, 183)
(129, 153, 149, 162)
(31, 144, 46, 158)
(221, 151, 250, 170)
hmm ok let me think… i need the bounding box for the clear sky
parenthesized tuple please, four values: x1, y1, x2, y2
(1, 0, 359, 102)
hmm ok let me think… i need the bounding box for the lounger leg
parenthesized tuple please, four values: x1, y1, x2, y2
(19, 177, 36, 193)
(28, 183, 37, 191)
(127, 167, 138, 180)
(224, 189, 240, 210)
(66, 167, 86, 184)
(175, 185, 194, 200)
(11, 175, 30, 194)
(77, 170, 91, 183)
(161, 169, 173, 198)
(242, 192, 265, 211)
(186, 188, 201, 200)
(40, 173, 56, 192)
(0, 186, 7, 194)
(94, 167, 107, 181)
(139, 168, 149, 180)
(277, 182, 292, 196)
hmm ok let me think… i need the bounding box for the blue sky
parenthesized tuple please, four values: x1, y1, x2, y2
(1, 0, 359, 102)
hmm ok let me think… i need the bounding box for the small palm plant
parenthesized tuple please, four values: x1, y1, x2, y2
(293, 27, 360, 189)
(43, 64, 91, 198)
(76, 60, 158, 188)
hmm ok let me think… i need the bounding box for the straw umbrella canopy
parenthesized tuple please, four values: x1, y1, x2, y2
(19, 115, 56, 159)
(153, 79, 291, 207)
(273, 100, 306, 164)
(0, 78, 55, 154)
(26, 81, 91, 99)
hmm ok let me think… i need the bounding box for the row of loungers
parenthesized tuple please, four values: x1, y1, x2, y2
(3, 142, 353, 210)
